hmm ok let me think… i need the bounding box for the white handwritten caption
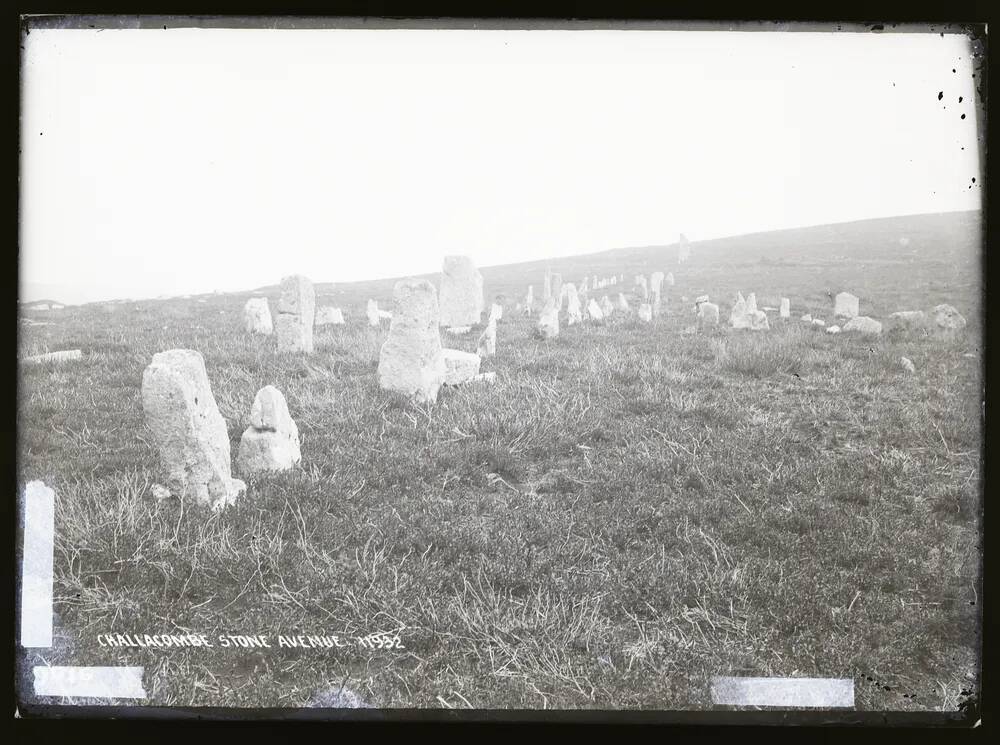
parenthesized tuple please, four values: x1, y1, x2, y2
(96, 632, 405, 650)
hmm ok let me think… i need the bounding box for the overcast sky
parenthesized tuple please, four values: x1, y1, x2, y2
(20, 27, 982, 304)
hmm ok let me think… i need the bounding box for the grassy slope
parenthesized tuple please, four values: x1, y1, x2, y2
(17, 211, 982, 711)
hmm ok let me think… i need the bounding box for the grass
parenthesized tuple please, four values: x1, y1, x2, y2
(17, 211, 982, 712)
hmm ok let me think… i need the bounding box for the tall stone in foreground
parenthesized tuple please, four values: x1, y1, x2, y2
(243, 298, 273, 335)
(536, 300, 559, 339)
(237, 386, 301, 475)
(477, 318, 497, 357)
(439, 255, 484, 327)
(276, 275, 315, 353)
(377, 279, 448, 404)
(779, 298, 790, 319)
(834, 292, 860, 319)
(141, 349, 245, 509)
(315, 306, 345, 326)
(730, 293, 751, 329)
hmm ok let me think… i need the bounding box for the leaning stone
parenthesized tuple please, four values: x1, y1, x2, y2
(931, 304, 966, 330)
(834, 292, 860, 319)
(439, 256, 484, 326)
(140, 349, 244, 509)
(843, 316, 882, 336)
(377, 279, 448, 404)
(22, 349, 82, 365)
(238, 385, 301, 475)
(243, 298, 273, 335)
(442, 348, 482, 385)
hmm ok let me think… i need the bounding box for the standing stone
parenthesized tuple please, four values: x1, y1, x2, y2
(477, 319, 497, 357)
(730, 293, 751, 329)
(665, 272, 675, 287)
(442, 349, 482, 385)
(237, 386, 301, 475)
(523, 286, 535, 315)
(141, 349, 245, 509)
(698, 302, 720, 327)
(564, 283, 582, 325)
(587, 298, 604, 321)
(638, 303, 652, 322)
(488, 302, 503, 324)
(746, 293, 758, 314)
(243, 298, 273, 335)
(580, 277, 589, 293)
(650, 272, 665, 297)
(543, 271, 553, 303)
(551, 273, 564, 311)
(678, 234, 691, 263)
(276, 275, 315, 353)
(635, 275, 649, 302)
(931, 304, 967, 330)
(749, 310, 770, 331)
(366, 299, 381, 327)
(834, 292, 860, 319)
(536, 300, 559, 339)
(600, 295, 615, 317)
(439, 255, 484, 327)
(315, 306, 345, 326)
(377, 279, 448, 404)
(843, 316, 883, 336)
(615, 293, 630, 313)
(779, 298, 790, 319)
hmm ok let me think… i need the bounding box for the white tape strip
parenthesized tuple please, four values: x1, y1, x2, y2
(20, 480, 55, 648)
(33, 667, 147, 699)
(711, 676, 855, 708)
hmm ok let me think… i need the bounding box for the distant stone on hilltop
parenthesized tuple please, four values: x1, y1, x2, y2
(140, 349, 245, 509)
(439, 256, 484, 327)
(237, 386, 301, 475)
(243, 298, 273, 335)
(275, 275, 315, 353)
(377, 279, 448, 404)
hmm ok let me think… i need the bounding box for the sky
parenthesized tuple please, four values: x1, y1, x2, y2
(20, 26, 983, 305)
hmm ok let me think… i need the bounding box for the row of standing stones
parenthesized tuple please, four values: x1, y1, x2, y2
(134, 258, 967, 511)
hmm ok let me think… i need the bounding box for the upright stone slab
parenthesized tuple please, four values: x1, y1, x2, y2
(276, 275, 315, 353)
(635, 275, 649, 302)
(779, 298, 790, 319)
(698, 302, 720, 327)
(650, 272, 664, 297)
(477, 319, 496, 357)
(564, 283, 582, 325)
(551, 274, 564, 311)
(749, 310, 770, 331)
(237, 385, 301, 475)
(488, 302, 503, 324)
(315, 306, 345, 326)
(536, 300, 559, 339)
(366, 299, 381, 327)
(543, 271, 553, 303)
(746, 293, 758, 314)
(439, 255, 484, 327)
(243, 298, 273, 335)
(377, 280, 448, 404)
(834, 292, 860, 319)
(600, 295, 615, 317)
(730, 294, 751, 329)
(523, 286, 534, 315)
(615, 293, 630, 313)
(587, 298, 604, 321)
(141, 349, 245, 509)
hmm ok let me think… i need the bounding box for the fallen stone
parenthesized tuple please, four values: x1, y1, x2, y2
(442, 348, 482, 385)
(470, 371, 497, 385)
(377, 279, 448, 403)
(888, 310, 927, 330)
(140, 349, 245, 509)
(812, 318, 826, 326)
(826, 325, 841, 334)
(22, 349, 82, 365)
(446, 326, 472, 335)
(843, 316, 883, 336)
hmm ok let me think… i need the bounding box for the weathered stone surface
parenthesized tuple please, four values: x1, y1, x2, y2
(22, 349, 82, 365)
(377, 279, 448, 403)
(141, 349, 244, 509)
(243, 298, 273, 335)
(698, 302, 720, 326)
(366, 299, 381, 327)
(477, 319, 496, 357)
(834, 292, 860, 319)
(843, 316, 883, 336)
(276, 275, 315, 353)
(678, 234, 691, 263)
(564, 283, 582, 325)
(638, 303, 652, 322)
(931, 304, 966, 330)
(587, 298, 604, 321)
(238, 385, 301, 475)
(900, 356, 916, 373)
(536, 301, 559, 338)
(749, 309, 770, 331)
(442, 348, 482, 385)
(615, 293, 630, 312)
(730, 294, 751, 329)
(439, 256, 484, 326)
(780, 298, 790, 318)
(694, 294, 709, 307)
(314, 306, 345, 326)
